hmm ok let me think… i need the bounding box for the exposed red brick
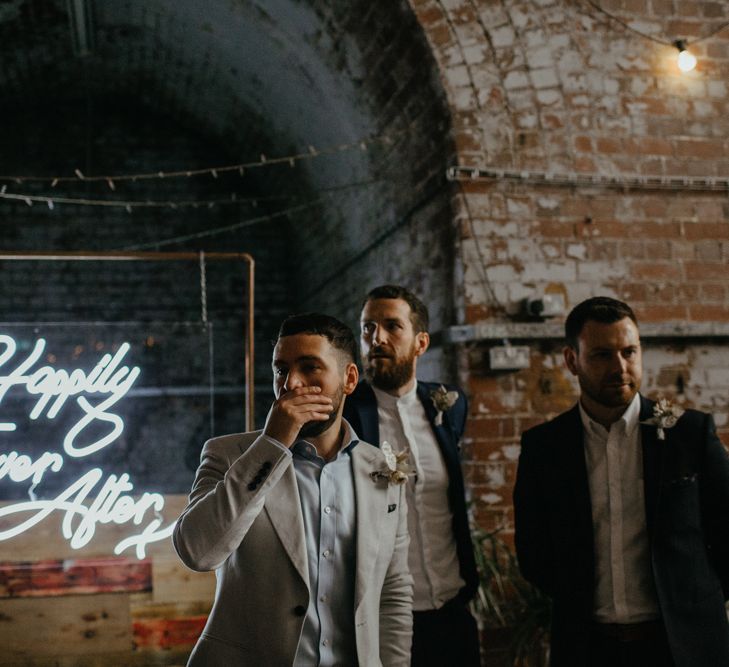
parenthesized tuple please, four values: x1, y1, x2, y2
(616, 282, 649, 302)
(535, 220, 578, 238)
(676, 283, 701, 301)
(666, 20, 703, 37)
(638, 304, 689, 322)
(629, 221, 682, 238)
(633, 137, 673, 156)
(467, 417, 517, 441)
(683, 222, 729, 240)
(700, 284, 725, 301)
(596, 136, 622, 154)
(689, 304, 729, 321)
(454, 130, 482, 153)
(413, 5, 445, 27)
(674, 138, 726, 159)
(684, 261, 728, 281)
(642, 240, 672, 260)
(574, 135, 593, 152)
(465, 303, 498, 322)
(428, 22, 453, 47)
(631, 261, 683, 281)
(574, 155, 597, 171)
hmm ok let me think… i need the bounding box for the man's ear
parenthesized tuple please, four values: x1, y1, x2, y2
(563, 345, 578, 376)
(414, 331, 430, 358)
(342, 361, 359, 395)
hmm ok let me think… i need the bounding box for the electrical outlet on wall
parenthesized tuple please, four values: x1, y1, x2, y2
(489, 345, 530, 370)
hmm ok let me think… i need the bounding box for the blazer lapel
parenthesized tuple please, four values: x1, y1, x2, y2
(352, 443, 386, 610)
(349, 382, 380, 446)
(639, 395, 663, 535)
(416, 382, 460, 471)
(560, 406, 595, 556)
(264, 464, 310, 590)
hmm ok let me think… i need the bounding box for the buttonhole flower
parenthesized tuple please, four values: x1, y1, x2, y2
(370, 441, 414, 485)
(430, 385, 459, 426)
(640, 398, 684, 440)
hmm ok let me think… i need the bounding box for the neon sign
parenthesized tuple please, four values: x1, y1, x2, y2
(0, 334, 174, 558)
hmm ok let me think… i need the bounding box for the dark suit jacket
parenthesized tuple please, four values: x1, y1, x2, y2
(514, 395, 729, 667)
(344, 380, 479, 603)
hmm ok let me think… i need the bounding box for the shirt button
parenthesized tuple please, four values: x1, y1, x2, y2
(322, 639, 330, 647)
(324, 506, 331, 514)
(322, 549, 330, 558)
(320, 595, 327, 602)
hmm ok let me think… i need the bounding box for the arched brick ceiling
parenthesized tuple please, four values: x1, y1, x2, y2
(0, 0, 458, 321)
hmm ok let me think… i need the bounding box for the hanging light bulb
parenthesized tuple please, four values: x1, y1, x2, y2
(674, 39, 697, 72)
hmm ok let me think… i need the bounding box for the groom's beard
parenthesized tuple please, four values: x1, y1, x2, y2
(577, 368, 640, 409)
(363, 344, 417, 392)
(299, 385, 344, 438)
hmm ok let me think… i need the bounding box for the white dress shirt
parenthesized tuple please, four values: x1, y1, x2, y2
(372, 385, 464, 611)
(580, 394, 660, 623)
(271, 424, 358, 667)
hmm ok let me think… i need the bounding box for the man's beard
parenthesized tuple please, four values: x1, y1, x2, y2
(299, 386, 343, 438)
(363, 345, 417, 392)
(577, 371, 639, 409)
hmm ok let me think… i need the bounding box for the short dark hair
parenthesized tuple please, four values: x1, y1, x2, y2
(277, 313, 357, 364)
(363, 284, 429, 333)
(565, 297, 638, 349)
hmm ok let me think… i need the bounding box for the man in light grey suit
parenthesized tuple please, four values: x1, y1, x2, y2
(174, 313, 413, 666)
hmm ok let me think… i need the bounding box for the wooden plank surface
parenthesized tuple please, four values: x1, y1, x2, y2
(133, 616, 207, 650)
(0, 593, 131, 659)
(152, 556, 215, 604)
(0, 557, 152, 598)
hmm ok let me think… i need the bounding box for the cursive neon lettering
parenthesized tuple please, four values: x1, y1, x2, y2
(0, 336, 140, 457)
(0, 451, 64, 485)
(0, 334, 175, 559)
(0, 466, 174, 557)
(63, 395, 126, 458)
(114, 519, 175, 560)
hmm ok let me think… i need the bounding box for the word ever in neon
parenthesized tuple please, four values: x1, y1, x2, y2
(0, 335, 175, 558)
(0, 334, 140, 457)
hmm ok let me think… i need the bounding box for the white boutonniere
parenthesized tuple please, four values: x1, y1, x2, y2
(640, 398, 684, 440)
(370, 441, 414, 485)
(430, 384, 459, 426)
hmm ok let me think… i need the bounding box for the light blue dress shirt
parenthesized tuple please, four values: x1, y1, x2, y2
(274, 423, 359, 667)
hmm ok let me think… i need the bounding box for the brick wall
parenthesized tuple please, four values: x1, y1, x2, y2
(410, 0, 729, 536)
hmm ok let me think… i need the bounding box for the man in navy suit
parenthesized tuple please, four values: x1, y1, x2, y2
(344, 285, 480, 667)
(514, 296, 729, 667)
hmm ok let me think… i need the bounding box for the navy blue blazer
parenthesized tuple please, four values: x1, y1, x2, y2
(514, 395, 729, 667)
(343, 380, 479, 603)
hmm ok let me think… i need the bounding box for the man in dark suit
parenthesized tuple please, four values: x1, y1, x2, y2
(514, 296, 729, 667)
(343, 285, 480, 667)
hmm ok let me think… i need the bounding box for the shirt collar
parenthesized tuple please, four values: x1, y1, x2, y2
(579, 392, 642, 438)
(372, 382, 418, 409)
(292, 419, 359, 463)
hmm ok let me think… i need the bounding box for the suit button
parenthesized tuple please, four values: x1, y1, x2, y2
(262, 461, 272, 471)
(293, 605, 306, 616)
(247, 482, 257, 491)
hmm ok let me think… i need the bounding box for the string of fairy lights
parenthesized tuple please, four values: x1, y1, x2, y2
(0, 125, 407, 212)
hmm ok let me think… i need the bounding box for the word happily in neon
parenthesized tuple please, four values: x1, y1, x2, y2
(0, 335, 140, 457)
(0, 334, 175, 558)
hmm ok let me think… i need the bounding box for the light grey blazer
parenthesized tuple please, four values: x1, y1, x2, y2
(173, 430, 413, 666)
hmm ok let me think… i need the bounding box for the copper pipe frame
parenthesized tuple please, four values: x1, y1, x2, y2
(0, 250, 255, 430)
